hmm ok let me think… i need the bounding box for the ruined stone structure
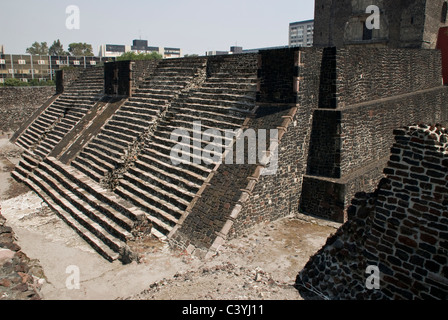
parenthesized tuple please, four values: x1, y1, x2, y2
(314, 0, 448, 49)
(296, 125, 448, 300)
(0, 87, 55, 134)
(7, 0, 448, 264)
(8, 46, 448, 262)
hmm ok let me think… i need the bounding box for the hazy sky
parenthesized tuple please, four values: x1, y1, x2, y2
(0, 0, 315, 56)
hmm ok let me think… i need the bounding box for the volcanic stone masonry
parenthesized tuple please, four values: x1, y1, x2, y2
(296, 124, 448, 300)
(8, 45, 448, 262)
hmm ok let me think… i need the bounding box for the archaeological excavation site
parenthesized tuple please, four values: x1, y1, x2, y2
(1, 0, 448, 300)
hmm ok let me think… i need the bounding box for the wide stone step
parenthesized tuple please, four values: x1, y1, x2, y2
(114, 110, 157, 122)
(180, 96, 254, 109)
(114, 186, 175, 236)
(170, 104, 247, 124)
(33, 166, 132, 244)
(104, 123, 142, 139)
(125, 165, 197, 200)
(89, 139, 126, 159)
(108, 118, 149, 133)
(72, 159, 104, 183)
(22, 172, 122, 261)
(127, 164, 200, 195)
(118, 179, 184, 221)
(101, 128, 136, 144)
(187, 91, 256, 103)
(123, 171, 191, 209)
(139, 151, 210, 183)
(39, 160, 135, 233)
(78, 151, 116, 172)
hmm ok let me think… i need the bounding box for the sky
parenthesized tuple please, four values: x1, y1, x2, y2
(0, 0, 315, 56)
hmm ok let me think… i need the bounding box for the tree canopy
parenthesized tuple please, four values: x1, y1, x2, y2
(68, 43, 94, 57)
(49, 40, 69, 56)
(26, 42, 49, 55)
(117, 51, 163, 61)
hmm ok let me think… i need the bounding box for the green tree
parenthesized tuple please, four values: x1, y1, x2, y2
(68, 42, 94, 57)
(26, 42, 49, 55)
(49, 39, 68, 56)
(117, 51, 163, 61)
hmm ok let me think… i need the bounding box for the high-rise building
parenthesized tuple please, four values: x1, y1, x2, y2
(289, 19, 314, 47)
(0, 45, 4, 54)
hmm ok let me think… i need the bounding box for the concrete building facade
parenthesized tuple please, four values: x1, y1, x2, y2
(289, 19, 314, 47)
(99, 39, 182, 59)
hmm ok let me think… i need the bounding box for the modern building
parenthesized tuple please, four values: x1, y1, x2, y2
(289, 19, 314, 47)
(205, 46, 244, 56)
(0, 45, 4, 54)
(99, 39, 182, 59)
(0, 54, 110, 83)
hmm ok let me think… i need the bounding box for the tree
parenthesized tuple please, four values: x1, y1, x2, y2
(184, 54, 199, 58)
(26, 42, 49, 55)
(49, 39, 68, 56)
(68, 42, 94, 57)
(117, 51, 163, 61)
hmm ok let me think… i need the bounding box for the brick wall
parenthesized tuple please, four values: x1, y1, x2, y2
(0, 87, 55, 133)
(296, 124, 448, 300)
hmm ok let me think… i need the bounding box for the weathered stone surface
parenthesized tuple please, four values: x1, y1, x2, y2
(296, 125, 448, 300)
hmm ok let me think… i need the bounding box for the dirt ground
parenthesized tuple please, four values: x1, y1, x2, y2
(0, 137, 339, 300)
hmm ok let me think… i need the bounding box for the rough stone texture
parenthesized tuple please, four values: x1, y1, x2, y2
(301, 47, 448, 222)
(0, 87, 55, 133)
(55, 69, 83, 94)
(0, 210, 43, 300)
(314, 0, 448, 49)
(296, 124, 448, 300)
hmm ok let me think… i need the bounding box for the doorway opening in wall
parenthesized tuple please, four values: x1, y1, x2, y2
(362, 22, 373, 41)
(442, 2, 447, 23)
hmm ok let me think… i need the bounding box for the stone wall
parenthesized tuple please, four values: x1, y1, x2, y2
(296, 124, 448, 300)
(55, 69, 83, 94)
(0, 87, 55, 133)
(301, 47, 448, 222)
(104, 61, 131, 96)
(231, 47, 324, 237)
(314, 0, 448, 49)
(333, 48, 443, 108)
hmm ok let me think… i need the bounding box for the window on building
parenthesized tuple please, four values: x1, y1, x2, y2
(442, 2, 447, 23)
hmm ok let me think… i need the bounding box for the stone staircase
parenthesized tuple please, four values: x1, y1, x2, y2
(15, 68, 104, 159)
(12, 57, 259, 262)
(11, 153, 151, 262)
(114, 66, 258, 237)
(71, 58, 207, 184)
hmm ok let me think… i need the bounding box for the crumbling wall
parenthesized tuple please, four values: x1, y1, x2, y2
(297, 124, 448, 300)
(0, 87, 55, 133)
